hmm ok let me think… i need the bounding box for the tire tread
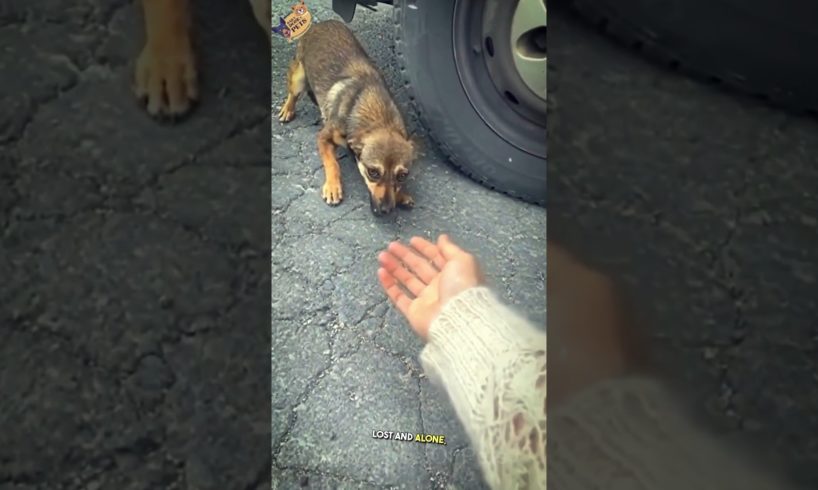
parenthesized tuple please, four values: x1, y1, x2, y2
(393, 0, 547, 206)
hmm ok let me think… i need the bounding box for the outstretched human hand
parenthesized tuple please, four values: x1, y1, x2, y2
(377, 234, 485, 341)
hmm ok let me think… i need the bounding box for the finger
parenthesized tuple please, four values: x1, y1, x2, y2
(409, 236, 446, 270)
(388, 241, 439, 284)
(378, 251, 426, 297)
(378, 268, 411, 316)
(437, 234, 466, 260)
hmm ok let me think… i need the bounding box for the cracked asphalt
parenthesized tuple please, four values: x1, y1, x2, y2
(270, 2, 546, 489)
(2, 0, 271, 488)
(549, 8, 818, 487)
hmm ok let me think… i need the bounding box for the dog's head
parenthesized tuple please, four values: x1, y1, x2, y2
(349, 129, 417, 215)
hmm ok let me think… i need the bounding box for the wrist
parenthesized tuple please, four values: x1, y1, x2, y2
(428, 287, 517, 348)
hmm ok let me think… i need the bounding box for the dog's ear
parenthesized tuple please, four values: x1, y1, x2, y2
(348, 136, 364, 160)
(408, 133, 425, 159)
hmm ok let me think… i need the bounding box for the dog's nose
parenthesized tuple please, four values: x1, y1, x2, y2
(370, 202, 394, 215)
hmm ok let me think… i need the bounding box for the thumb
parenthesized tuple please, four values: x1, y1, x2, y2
(437, 234, 464, 260)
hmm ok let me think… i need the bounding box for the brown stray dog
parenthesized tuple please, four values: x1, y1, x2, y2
(278, 20, 417, 215)
(134, 0, 270, 117)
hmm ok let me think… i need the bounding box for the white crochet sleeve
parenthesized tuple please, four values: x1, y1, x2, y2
(420, 287, 546, 490)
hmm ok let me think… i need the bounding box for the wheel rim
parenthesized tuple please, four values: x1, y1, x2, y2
(511, 0, 547, 99)
(453, 0, 547, 160)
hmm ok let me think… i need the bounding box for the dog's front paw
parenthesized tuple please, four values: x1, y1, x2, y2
(322, 180, 343, 205)
(134, 39, 198, 118)
(277, 101, 296, 123)
(397, 192, 415, 208)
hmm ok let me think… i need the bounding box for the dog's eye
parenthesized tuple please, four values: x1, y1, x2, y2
(396, 172, 408, 183)
(367, 168, 381, 180)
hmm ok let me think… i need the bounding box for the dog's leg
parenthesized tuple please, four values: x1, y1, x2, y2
(135, 0, 198, 117)
(278, 59, 305, 123)
(318, 127, 343, 205)
(397, 190, 415, 208)
(249, 0, 271, 37)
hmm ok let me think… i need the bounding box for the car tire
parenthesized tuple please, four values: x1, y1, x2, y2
(566, 0, 818, 113)
(394, 0, 547, 206)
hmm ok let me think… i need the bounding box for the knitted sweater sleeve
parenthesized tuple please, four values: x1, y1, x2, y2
(419, 289, 789, 490)
(419, 287, 546, 490)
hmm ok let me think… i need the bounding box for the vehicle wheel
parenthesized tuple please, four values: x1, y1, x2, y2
(566, 0, 818, 113)
(394, 0, 547, 206)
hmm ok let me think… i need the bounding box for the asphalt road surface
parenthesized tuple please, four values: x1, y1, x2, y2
(2, 1, 271, 488)
(272, 2, 818, 489)
(270, 1, 546, 489)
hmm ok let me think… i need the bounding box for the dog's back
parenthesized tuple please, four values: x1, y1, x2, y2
(296, 20, 390, 122)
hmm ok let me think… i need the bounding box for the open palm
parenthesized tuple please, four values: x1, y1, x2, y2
(377, 235, 484, 341)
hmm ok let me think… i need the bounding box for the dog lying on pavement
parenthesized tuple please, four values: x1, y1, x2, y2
(277, 20, 418, 215)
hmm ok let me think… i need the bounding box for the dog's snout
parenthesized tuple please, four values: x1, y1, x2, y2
(369, 196, 395, 216)
(370, 202, 394, 215)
